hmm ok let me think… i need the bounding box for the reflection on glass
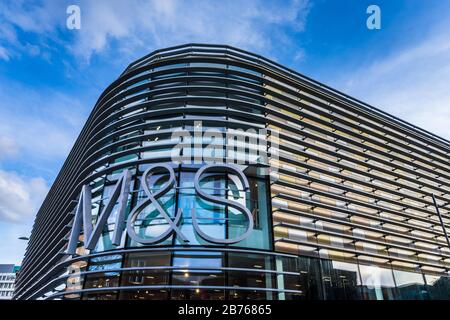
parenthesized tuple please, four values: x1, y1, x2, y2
(121, 252, 171, 287)
(229, 289, 270, 300)
(128, 173, 176, 246)
(82, 291, 118, 300)
(92, 180, 134, 253)
(321, 260, 362, 300)
(120, 289, 168, 300)
(278, 256, 322, 300)
(228, 252, 273, 270)
(83, 255, 122, 293)
(171, 289, 224, 300)
(359, 264, 397, 300)
(228, 270, 275, 290)
(176, 171, 226, 245)
(424, 274, 450, 300)
(172, 271, 224, 287)
(173, 251, 223, 269)
(233, 177, 271, 250)
(65, 260, 88, 298)
(393, 269, 426, 300)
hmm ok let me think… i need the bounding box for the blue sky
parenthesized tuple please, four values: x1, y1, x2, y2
(0, 0, 449, 264)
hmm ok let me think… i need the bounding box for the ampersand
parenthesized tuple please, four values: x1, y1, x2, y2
(126, 164, 188, 243)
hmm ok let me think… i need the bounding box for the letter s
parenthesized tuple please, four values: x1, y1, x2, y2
(193, 164, 254, 244)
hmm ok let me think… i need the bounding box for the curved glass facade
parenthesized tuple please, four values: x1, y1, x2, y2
(15, 44, 450, 300)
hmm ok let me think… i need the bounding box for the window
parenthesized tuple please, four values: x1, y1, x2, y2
(321, 260, 362, 300)
(359, 264, 397, 300)
(393, 269, 426, 300)
(424, 274, 450, 299)
(279, 256, 322, 300)
(83, 255, 122, 300)
(120, 252, 171, 290)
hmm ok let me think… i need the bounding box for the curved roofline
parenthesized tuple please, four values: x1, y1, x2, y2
(118, 43, 449, 148)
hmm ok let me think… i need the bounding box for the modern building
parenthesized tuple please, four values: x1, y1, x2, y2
(14, 44, 450, 300)
(0, 264, 19, 300)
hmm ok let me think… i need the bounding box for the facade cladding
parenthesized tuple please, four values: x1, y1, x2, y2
(14, 44, 450, 300)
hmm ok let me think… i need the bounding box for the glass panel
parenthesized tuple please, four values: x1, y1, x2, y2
(393, 269, 426, 300)
(232, 177, 271, 250)
(172, 270, 225, 287)
(171, 289, 225, 300)
(119, 289, 168, 300)
(82, 291, 118, 300)
(277, 256, 322, 300)
(123, 251, 171, 267)
(321, 260, 362, 300)
(228, 252, 273, 270)
(84, 255, 122, 291)
(424, 274, 450, 300)
(121, 252, 171, 287)
(359, 264, 397, 300)
(228, 289, 272, 300)
(173, 251, 224, 270)
(227, 270, 275, 290)
(121, 269, 170, 287)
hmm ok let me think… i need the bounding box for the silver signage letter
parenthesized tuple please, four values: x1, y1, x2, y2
(193, 164, 254, 244)
(67, 169, 131, 254)
(126, 164, 188, 244)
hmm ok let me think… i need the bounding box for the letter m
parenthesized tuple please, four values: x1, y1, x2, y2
(66, 170, 131, 255)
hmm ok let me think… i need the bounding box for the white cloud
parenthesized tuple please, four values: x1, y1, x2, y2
(0, 136, 18, 159)
(0, 45, 10, 61)
(0, 82, 87, 163)
(73, 0, 309, 61)
(0, 1, 60, 33)
(0, 170, 48, 223)
(0, 221, 32, 264)
(0, 1, 62, 60)
(333, 24, 450, 141)
(294, 48, 306, 62)
(0, 0, 310, 63)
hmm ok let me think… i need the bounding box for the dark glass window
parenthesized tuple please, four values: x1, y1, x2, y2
(228, 289, 273, 300)
(171, 289, 225, 300)
(424, 274, 450, 300)
(121, 252, 171, 288)
(82, 291, 118, 300)
(279, 256, 322, 300)
(172, 270, 225, 287)
(227, 253, 277, 299)
(227, 270, 275, 290)
(228, 252, 273, 270)
(393, 269, 426, 300)
(153, 63, 188, 72)
(83, 255, 122, 298)
(321, 260, 363, 300)
(120, 289, 169, 300)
